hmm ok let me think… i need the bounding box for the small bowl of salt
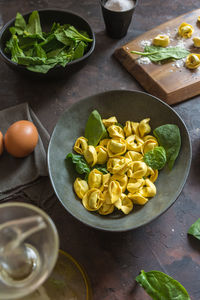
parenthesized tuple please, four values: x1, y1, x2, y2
(100, 0, 138, 39)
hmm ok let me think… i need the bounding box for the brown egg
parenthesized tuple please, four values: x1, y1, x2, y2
(0, 131, 3, 156)
(4, 120, 39, 158)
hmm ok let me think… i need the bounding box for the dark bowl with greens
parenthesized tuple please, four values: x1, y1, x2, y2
(0, 9, 95, 77)
(47, 90, 192, 232)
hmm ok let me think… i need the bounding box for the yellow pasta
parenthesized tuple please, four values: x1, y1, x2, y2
(193, 37, 200, 48)
(74, 136, 88, 154)
(178, 22, 194, 38)
(185, 53, 200, 69)
(72, 115, 161, 216)
(153, 34, 170, 47)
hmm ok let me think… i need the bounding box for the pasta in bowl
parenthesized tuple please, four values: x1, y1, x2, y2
(70, 115, 161, 216)
(48, 90, 191, 231)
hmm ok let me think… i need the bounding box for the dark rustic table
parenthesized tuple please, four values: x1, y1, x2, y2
(0, 0, 200, 299)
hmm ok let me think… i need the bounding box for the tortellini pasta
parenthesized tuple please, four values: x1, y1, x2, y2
(178, 22, 194, 38)
(185, 53, 200, 69)
(153, 34, 170, 47)
(193, 37, 200, 48)
(72, 115, 161, 216)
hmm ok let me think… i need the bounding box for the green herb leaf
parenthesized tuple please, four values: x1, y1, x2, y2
(5, 11, 93, 73)
(153, 124, 181, 169)
(85, 110, 108, 147)
(66, 153, 91, 177)
(131, 45, 190, 62)
(136, 270, 191, 300)
(94, 164, 109, 174)
(26, 11, 43, 38)
(188, 218, 200, 240)
(65, 26, 93, 43)
(6, 35, 25, 63)
(143, 146, 167, 170)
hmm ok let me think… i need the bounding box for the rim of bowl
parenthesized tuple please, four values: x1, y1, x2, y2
(0, 8, 95, 71)
(47, 89, 192, 232)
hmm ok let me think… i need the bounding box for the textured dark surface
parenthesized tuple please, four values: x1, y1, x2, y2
(0, 0, 200, 299)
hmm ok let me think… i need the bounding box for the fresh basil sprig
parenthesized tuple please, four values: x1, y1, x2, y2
(188, 218, 200, 240)
(136, 270, 191, 300)
(131, 45, 189, 63)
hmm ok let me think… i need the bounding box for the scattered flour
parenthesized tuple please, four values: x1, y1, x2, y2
(138, 56, 151, 65)
(140, 39, 152, 48)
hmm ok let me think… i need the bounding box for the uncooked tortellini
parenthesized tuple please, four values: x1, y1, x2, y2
(178, 22, 194, 38)
(153, 34, 170, 47)
(185, 53, 200, 69)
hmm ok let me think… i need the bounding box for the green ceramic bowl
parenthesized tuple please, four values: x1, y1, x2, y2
(47, 90, 192, 231)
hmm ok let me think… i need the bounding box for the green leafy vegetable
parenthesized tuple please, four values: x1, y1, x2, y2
(66, 153, 91, 178)
(85, 110, 107, 147)
(136, 270, 191, 300)
(5, 11, 93, 73)
(94, 164, 109, 174)
(131, 45, 190, 62)
(153, 124, 181, 170)
(188, 218, 200, 240)
(143, 146, 167, 170)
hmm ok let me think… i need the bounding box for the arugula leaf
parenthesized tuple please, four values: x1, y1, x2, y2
(85, 110, 108, 147)
(143, 146, 167, 170)
(153, 124, 181, 170)
(66, 153, 91, 177)
(136, 270, 191, 300)
(188, 218, 200, 240)
(131, 45, 190, 62)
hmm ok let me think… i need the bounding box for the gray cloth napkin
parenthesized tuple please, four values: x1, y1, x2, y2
(0, 103, 54, 205)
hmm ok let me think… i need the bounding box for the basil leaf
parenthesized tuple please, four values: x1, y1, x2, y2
(188, 218, 200, 240)
(153, 124, 181, 170)
(85, 110, 107, 146)
(9, 12, 27, 35)
(143, 146, 167, 170)
(66, 153, 91, 177)
(131, 45, 189, 63)
(136, 270, 191, 300)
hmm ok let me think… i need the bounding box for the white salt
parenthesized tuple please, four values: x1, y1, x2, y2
(104, 0, 135, 12)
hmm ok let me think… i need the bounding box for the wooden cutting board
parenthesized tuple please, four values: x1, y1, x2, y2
(114, 9, 200, 105)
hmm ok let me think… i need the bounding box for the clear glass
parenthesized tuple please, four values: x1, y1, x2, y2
(0, 202, 91, 300)
(0, 202, 59, 299)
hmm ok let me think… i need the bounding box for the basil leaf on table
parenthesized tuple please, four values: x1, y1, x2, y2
(66, 153, 91, 178)
(131, 45, 189, 62)
(188, 218, 200, 240)
(85, 110, 108, 146)
(153, 124, 181, 170)
(143, 146, 167, 170)
(136, 270, 191, 300)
